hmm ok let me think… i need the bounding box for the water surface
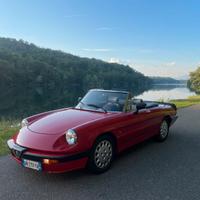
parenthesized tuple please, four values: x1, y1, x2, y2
(136, 84, 196, 101)
(0, 84, 196, 119)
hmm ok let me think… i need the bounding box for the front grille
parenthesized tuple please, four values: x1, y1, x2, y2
(22, 154, 43, 162)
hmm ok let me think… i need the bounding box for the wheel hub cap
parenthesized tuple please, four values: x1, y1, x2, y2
(160, 121, 168, 138)
(94, 140, 113, 168)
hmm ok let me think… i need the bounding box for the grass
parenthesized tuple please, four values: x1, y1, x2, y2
(0, 120, 20, 156)
(170, 95, 200, 108)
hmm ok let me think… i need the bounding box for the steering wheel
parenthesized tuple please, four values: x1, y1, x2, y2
(103, 101, 121, 112)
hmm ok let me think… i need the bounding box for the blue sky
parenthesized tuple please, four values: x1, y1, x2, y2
(0, 0, 200, 78)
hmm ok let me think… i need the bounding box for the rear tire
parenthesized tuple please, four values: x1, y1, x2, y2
(87, 135, 115, 174)
(156, 120, 169, 142)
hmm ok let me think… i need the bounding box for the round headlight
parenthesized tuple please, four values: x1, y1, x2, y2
(21, 119, 28, 128)
(65, 129, 77, 145)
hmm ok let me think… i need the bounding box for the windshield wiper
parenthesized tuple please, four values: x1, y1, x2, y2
(79, 101, 107, 113)
(86, 104, 107, 113)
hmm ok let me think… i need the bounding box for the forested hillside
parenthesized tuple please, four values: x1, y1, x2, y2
(188, 67, 200, 93)
(0, 37, 152, 118)
(150, 77, 186, 84)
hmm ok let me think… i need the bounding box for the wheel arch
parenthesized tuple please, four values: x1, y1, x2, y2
(163, 115, 172, 126)
(93, 132, 118, 154)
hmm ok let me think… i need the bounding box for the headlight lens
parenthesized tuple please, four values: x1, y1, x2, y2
(65, 129, 77, 145)
(21, 119, 28, 128)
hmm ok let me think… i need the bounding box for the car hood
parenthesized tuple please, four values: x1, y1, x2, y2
(28, 108, 106, 135)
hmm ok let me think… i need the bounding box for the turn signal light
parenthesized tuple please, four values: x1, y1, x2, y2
(43, 159, 58, 165)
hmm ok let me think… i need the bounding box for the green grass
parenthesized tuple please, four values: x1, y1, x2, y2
(170, 95, 200, 108)
(0, 120, 20, 156)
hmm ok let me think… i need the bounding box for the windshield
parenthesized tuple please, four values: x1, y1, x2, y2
(76, 90, 128, 112)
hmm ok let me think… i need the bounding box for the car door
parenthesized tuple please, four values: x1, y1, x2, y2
(117, 102, 159, 151)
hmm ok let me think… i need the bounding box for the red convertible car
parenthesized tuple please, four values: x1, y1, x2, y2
(7, 89, 178, 173)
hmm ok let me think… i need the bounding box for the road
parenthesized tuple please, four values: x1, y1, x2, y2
(1, 105, 200, 200)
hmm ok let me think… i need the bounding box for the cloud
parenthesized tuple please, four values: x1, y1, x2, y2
(96, 27, 114, 31)
(82, 48, 112, 52)
(108, 57, 120, 63)
(164, 61, 176, 67)
(107, 58, 187, 78)
(108, 57, 133, 65)
(133, 64, 187, 78)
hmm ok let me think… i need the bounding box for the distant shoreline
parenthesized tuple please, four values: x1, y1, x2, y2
(152, 83, 187, 86)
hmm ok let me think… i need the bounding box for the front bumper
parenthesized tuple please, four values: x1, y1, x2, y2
(7, 139, 89, 173)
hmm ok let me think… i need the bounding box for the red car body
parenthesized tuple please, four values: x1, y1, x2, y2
(7, 89, 177, 173)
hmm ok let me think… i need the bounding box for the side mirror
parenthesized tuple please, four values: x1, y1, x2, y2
(131, 104, 138, 113)
(136, 102, 146, 110)
(78, 97, 82, 102)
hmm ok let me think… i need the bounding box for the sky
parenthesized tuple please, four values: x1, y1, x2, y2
(0, 0, 200, 78)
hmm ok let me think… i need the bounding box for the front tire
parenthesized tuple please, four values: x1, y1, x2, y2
(156, 120, 169, 142)
(87, 135, 115, 174)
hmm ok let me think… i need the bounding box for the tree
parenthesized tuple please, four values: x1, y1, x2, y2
(188, 67, 200, 93)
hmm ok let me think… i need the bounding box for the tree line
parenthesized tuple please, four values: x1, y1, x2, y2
(150, 76, 186, 84)
(0, 37, 152, 118)
(188, 67, 200, 94)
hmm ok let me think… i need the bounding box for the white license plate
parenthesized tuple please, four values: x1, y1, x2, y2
(22, 159, 42, 171)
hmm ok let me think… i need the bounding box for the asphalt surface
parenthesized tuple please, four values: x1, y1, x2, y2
(1, 105, 200, 200)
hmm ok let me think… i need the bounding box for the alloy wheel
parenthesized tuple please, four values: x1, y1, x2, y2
(94, 140, 113, 169)
(160, 120, 169, 139)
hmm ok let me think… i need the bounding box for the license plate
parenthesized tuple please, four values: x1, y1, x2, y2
(22, 159, 42, 171)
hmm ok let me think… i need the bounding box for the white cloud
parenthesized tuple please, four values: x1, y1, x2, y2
(107, 58, 188, 78)
(164, 61, 176, 67)
(108, 57, 132, 65)
(82, 48, 112, 52)
(108, 57, 120, 63)
(132, 63, 190, 78)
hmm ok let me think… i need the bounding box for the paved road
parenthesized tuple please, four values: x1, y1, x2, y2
(1, 105, 200, 200)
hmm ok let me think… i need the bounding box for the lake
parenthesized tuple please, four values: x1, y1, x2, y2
(136, 84, 196, 101)
(0, 84, 196, 119)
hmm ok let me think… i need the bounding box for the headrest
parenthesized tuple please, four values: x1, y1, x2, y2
(108, 96, 119, 103)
